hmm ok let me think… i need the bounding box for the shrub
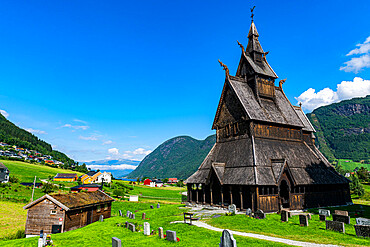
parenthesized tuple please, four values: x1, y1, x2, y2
(9, 175, 19, 183)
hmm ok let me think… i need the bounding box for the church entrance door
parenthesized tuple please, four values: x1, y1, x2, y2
(279, 180, 290, 208)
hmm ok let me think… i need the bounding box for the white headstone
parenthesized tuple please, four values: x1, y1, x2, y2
(166, 230, 177, 242)
(319, 209, 331, 217)
(228, 204, 237, 214)
(119, 210, 122, 217)
(112, 237, 122, 247)
(356, 217, 370, 226)
(144, 222, 150, 236)
(129, 195, 139, 202)
(99, 215, 104, 222)
(219, 229, 237, 247)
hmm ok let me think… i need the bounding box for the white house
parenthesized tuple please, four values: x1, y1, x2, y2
(95, 171, 112, 183)
(0, 163, 9, 183)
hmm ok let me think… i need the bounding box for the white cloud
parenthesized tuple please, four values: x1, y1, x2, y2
(61, 124, 89, 130)
(296, 77, 370, 111)
(0, 110, 9, 118)
(102, 140, 113, 145)
(26, 128, 47, 135)
(73, 119, 87, 124)
(86, 164, 138, 171)
(341, 36, 370, 73)
(79, 135, 98, 141)
(107, 147, 151, 160)
(133, 148, 152, 155)
(108, 148, 120, 155)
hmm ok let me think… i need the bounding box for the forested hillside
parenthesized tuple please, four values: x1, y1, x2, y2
(0, 113, 75, 165)
(307, 95, 369, 162)
(127, 135, 216, 179)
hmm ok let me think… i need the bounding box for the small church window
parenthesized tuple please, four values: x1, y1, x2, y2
(50, 210, 57, 215)
(97, 205, 101, 212)
(255, 53, 262, 62)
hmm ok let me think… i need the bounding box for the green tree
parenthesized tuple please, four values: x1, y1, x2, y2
(350, 175, 365, 196)
(9, 175, 19, 183)
(42, 183, 56, 194)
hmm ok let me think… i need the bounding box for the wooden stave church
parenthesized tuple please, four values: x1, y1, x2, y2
(185, 20, 352, 212)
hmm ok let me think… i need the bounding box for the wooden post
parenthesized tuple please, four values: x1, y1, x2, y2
(196, 189, 199, 204)
(221, 187, 224, 207)
(203, 186, 206, 204)
(229, 186, 233, 205)
(256, 186, 259, 210)
(240, 186, 243, 210)
(31, 176, 36, 202)
(251, 188, 255, 212)
(210, 189, 213, 205)
(189, 185, 193, 202)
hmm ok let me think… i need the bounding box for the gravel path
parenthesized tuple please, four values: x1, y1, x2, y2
(172, 221, 341, 247)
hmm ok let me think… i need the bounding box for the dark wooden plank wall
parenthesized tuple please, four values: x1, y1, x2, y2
(254, 123, 301, 141)
(257, 77, 275, 98)
(258, 195, 279, 212)
(290, 194, 303, 210)
(25, 199, 64, 235)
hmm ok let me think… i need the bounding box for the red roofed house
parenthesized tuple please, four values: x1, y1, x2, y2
(143, 179, 152, 186)
(168, 178, 178, 184)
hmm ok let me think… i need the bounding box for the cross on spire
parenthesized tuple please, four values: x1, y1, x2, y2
(250, 6, 256, 22)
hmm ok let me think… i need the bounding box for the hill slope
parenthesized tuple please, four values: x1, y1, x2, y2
(127, 135, 216, 179)
(307, 95, 369, 162)
(0, 113, 74, 165)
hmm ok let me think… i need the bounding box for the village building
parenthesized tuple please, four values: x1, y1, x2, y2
(168, 178, 178, 184)
(23, 190, 114, 237)
(185, 19, 351, 212)
(0, 163, 9, 183)
(143, 178, 152, 186)
(81, 171, 112, 184)
(54, 173, 78, 182)
(70, 184, 102, 192)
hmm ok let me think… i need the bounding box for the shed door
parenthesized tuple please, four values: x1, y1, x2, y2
(52, 225, 61, 234)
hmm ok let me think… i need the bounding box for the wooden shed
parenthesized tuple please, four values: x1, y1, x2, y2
(23, 190, 114, 237)
(53, 173, 78, 182)
(185, 19, 351, 212)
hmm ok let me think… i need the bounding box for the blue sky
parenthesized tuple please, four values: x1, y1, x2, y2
(0, 0, 369, 162)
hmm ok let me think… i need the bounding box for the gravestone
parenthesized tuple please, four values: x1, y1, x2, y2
(354, 225, 370, 238)
(166, 230, 177, 242)
(99, 215, 104, 222)
(157, 203, 160, 208)
(125, 221, 129, 228)
(132, 214, 135, 220)
(319, 209, 330, 217)
(219, 229, 237, 247)
(144, 222, 150, 236)
(281, 210, 289, 222)
(112, 237, 122, 247)
(128, 223, 135, 232)
(288, 211, 292, 218)
(119, 210, 122, 217)
(126, 211, 130, 217)
(299, 214, 309, 227)
(326, 220, 345, 233)
(245, 208, 252, 217)
(356, 217, 370, 226)
(320, 215, 326, 221)
(307, 214, 312, 220)
(38, 238, 44, 247)
(335, 210, 348, 216)
(142, 213, 146, 220)
(150, 205, 154, 209)
(254, 209, 266, 219)
(158, 227, 164, 239)
(228, 204, 237, 214)
(333, 214, 350, 224)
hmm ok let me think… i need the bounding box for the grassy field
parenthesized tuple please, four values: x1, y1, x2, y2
(0, 160, 83, 183)
(337, 159, 370, 171)
(207, 205, 370, 247)
(0, 201, 289, 247)
(0, 201, 27, 239)
(0, 183, 45, 203)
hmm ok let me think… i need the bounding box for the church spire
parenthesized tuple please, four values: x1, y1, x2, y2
(246, 7, 264, 61)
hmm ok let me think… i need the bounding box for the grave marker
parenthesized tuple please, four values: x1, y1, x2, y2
(125, 221, 128, 228)
(333, 214, 350, 224)
(158, 227, 164, 239)
(126, 211, 130, 217)
(326, 220, 345, 233)
(319, 209, 330, 217)
(132, 214, 135, 220)
(142, 213, 146, 220)
(354, 225, 370, 238)
(112, 237, 122, 247)
(157, 203, 160, 208)
(99, 215, 104, 222)
(219, 229, 237, 247)
(228, 204, 237, 214)
(128, 223, 135, 232)
(150, 205, 154, 209)
(144, 222, 150, 236)
(319, 215, 326, 221)
(245, 208, 252, 217)
(356, 217, 370, 226)
(335, 210, 348, 216)
(299, 214, 309, 227)
(281, 210, 289, 222)
(166, 230, 177, 242)
(254, 209, 266, 219)
(119, 210, 122, 217)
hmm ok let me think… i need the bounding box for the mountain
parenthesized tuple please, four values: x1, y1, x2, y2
(0, 113, 74, 165)
(83, 159, 140, 178)
(127, 135, 216, 179)
(307, 95, 369, 162)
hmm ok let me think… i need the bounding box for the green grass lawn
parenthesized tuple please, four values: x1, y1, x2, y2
(0, 201, 289, 247)
(337, 159, 370, 171)
(207, 205, 370, 247)
(0, 201, 27, 239)
(0, 160, 83, 183)
(0, 183, 45, 203)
